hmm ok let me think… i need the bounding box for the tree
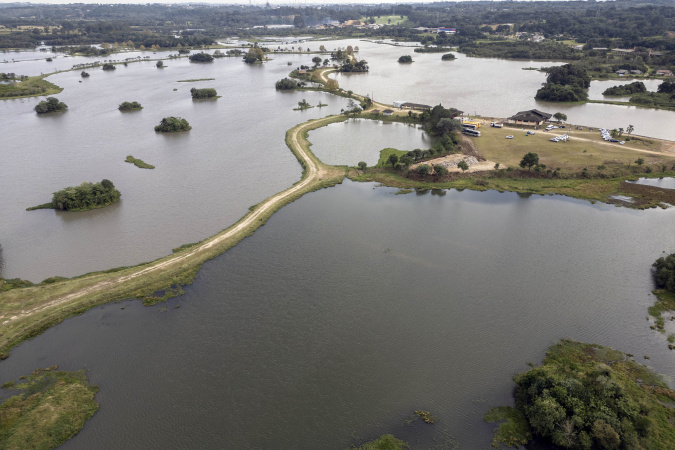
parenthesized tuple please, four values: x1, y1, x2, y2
(189, 52, 214, 63)
(156, 60, 164, 68)
(635, 157, 644, 165)
(293, 15, 305, 28)
(627, 124, 634, 135)
(80, 71, 89, 78)
(653, 253, 675, 293)
(325, 79, 339, 91)
(553, 112, 567, 123)
(243, 47, 264, 64)
(618, 127, 624, 137)
(520, 152, 539, 170)
(190, 88, 217, 99)
(319, 45, 326, 52)
(102, 63, 115, 71)
(155, 117, 191, 132)
(417, 164, 430, 176)
(323, 58, 330, 66)
(435, 118, 463, 134)
(358, 161, 367, 171)
(118, 101, 142, 111)
(433, 164, 448, 177)
(275, 78, 299, 90)
(457, 160, 469, 172)
(34, 97, 67, 114)
(398, 55, 413, 63)
(312, 56, 322, 67)
(388, 154, 399, 167)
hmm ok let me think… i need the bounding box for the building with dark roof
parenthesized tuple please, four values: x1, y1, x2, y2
(507, 109, 552, 126)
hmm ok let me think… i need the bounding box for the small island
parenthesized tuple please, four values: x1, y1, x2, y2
(603, 81, 647, 96)
(486, 340, 675, 449)
(34, 97, 67, 114)
(0, 367, 98, 449)
(441, 53, 456, 61)
(293, 99, 313, 111)
(398, 55, 413, 63)
(243, 47, 265, 64)
(118, 101, 142, 111)
(275, 78, 301, 90)
(190, 87, 218, 99)
(154, 116, 191, 132)
(101, 63, 116, 71)
(188, 52, 214, 63)
(125, 155, 154, 169)
(27, 179, 121, 212)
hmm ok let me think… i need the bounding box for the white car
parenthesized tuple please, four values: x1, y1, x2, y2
(506, 135, 514, 139)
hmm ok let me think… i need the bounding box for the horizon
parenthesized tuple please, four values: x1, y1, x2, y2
(0, 0, 608, 6)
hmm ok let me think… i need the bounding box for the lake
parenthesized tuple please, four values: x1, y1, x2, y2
(2, 181, 674, 449)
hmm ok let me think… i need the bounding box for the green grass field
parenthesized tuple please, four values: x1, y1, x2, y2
(475, 124, 673, 170)
(359, 15, 407, 25)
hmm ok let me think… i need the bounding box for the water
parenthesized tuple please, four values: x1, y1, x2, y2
(629, 177, 675, 190)
(3, 40, 675, 280)
(308, 119, 434, 166)
(0, 52, 351, 281)
(329, 40, 675, 141)
(2, 181, 674, 449)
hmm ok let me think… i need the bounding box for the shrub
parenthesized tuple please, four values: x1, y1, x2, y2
(154, 117, 191, 132)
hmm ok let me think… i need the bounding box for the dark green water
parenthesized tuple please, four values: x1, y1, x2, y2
(2, 181, 674, 449)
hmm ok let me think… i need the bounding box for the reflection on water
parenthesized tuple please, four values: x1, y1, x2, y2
(628, 177, 675, 190)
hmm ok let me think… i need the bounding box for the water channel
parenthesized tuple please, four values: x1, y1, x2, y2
(2, 39, 675, 449)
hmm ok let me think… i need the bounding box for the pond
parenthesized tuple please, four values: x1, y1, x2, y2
(308, 119, 434, 166)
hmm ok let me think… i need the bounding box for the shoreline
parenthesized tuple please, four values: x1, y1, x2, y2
(2, 65, 675, 358)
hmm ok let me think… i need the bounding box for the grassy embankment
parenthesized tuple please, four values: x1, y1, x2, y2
(0, 115, 347, 358)
(0, 75, 62, 99)
(0, 367, 98, 448)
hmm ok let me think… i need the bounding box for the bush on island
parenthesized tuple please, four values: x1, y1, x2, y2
(154, 117, 191, 132)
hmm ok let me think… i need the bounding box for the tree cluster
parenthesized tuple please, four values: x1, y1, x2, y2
(508, 340, 675, 449)
(51, 179, 121, 212)
(441, 53, 456, 61)
(34, 97, 67, 114)
(653, 253, 675, 293)
(340, 59, 368, 73)
(275, 78, 300, 90)
(154, 117, 191, 132)
(603, 82, 647, 96)
(535, 64, 590, 102)
(101, 63, 115, 70)
(243, 47, 264, 64)
(118, 101, 142, 111)
(398, 55, 413, 63)
(188, 52, 214, 63)
(190, 87, 217, 99)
